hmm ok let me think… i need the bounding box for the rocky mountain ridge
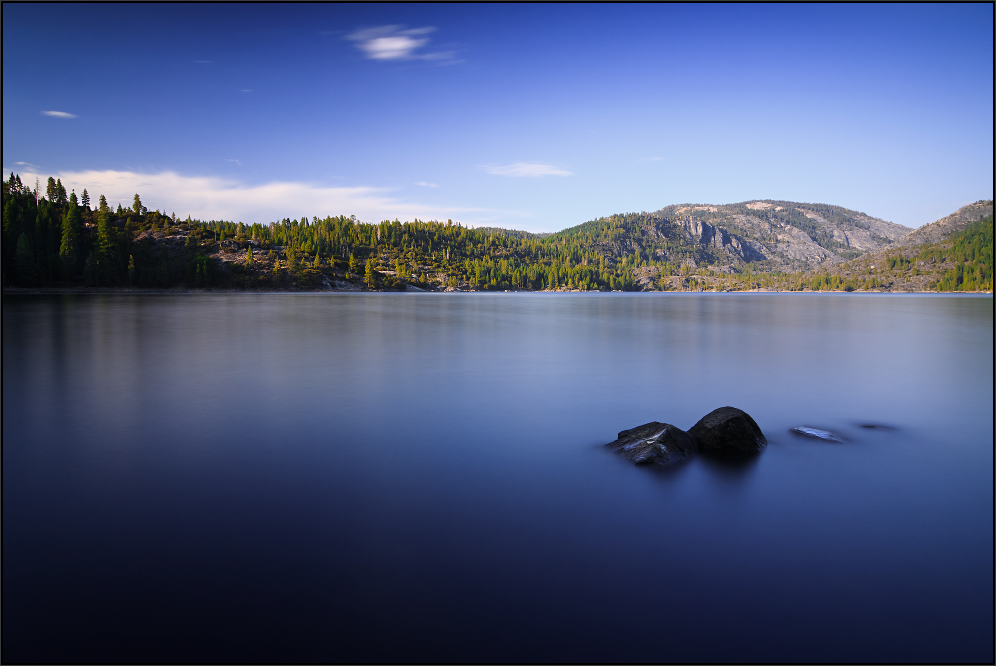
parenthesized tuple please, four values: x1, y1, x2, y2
(650, 200, 913, 271)
(889, 200, 993, 248)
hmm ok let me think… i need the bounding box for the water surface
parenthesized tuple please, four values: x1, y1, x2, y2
(3, 293, 992, 662)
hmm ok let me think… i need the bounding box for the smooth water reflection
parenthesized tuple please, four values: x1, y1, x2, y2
(3, 293, 993, 662)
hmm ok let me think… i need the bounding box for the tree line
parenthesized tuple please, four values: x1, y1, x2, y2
(2, 173, 727, 291)
(3, 172, 990, 292)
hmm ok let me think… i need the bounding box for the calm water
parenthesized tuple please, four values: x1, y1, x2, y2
(3, 293, 993, 663)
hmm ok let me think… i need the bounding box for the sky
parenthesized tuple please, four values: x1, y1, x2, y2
(3, 4, 993, 232)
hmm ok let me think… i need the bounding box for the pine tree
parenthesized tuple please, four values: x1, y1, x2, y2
(96, 207, 115, 282)
(81, 189, 90, 210)
(365, 258, 377, 288)
(133, 193, 143, 215)
(59, 192, 81, 278)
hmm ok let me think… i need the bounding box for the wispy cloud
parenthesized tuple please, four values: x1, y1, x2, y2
(415, 181, 440, 188)
(25, 169, 487, 225)
(347, 25, 453, 61)
(14, 161, 37, 166)
(42, 110, 77, 118)
(485, 162, 573, 177)
(226, 159, 242, 166)
(636, 156, 663, 163)
(239, 89, 252, 92)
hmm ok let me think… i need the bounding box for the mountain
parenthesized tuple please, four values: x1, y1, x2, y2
(889, 200, 994, 248)
(550, 200, 912, 273)
(792, 210, 993, 293)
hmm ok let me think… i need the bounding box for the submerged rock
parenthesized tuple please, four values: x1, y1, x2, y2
(606, 422, 699, 466)
(689, 407, 767, 454)
(859, 423, 896, 431)
(790, 427, 843, 442)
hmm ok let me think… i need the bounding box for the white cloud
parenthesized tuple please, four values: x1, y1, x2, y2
(485, 162, 573, 177)
(636, 156, 663, 163)
(14, 161, 36, 166)
(42, 110, 77, 118)
(26, 169, 487, 225)
(347, 25, 452, 61)
(415, 181, 440, 188)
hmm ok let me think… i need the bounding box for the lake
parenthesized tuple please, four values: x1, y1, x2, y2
(2, 292, 992, 663)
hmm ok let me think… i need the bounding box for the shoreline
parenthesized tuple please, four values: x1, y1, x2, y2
(4, 286, 992, 296)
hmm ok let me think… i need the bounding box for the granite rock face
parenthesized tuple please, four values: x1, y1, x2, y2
(689, 407, 767, 454)
(606, 422, 699, 466)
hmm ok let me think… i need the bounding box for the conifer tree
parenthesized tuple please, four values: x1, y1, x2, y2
(365, 258, 376, 288)
(96, 207, 115, 282)
(133, 194, 143, 215)
(59, 192, 81, 277)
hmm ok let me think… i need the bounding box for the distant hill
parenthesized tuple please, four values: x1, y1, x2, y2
(790, 212, 993, 292)
(889, 200, 994, 248)
(550, 200, 912, 273)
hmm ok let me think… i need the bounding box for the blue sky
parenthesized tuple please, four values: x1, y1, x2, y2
(3, 4, 992, 231)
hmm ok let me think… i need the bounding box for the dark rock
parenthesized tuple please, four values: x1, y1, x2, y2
(606, 422, 699, 466)
(789, 427, 843, 443)
(860, 423, 896, 431)
(689, 407, 766, 454)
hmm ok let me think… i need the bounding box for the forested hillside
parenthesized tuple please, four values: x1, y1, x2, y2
(3, 173, 646, 291)
(2, 173, 989, 292)
(793, 214, 993, 293)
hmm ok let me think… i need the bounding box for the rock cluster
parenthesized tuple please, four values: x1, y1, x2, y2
(607, 407, 766, 467)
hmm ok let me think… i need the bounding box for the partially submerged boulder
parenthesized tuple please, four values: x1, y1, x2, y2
(606, 422, 699, 466)
(790, 426, 842, 443)
(689, 407, 767, 454)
